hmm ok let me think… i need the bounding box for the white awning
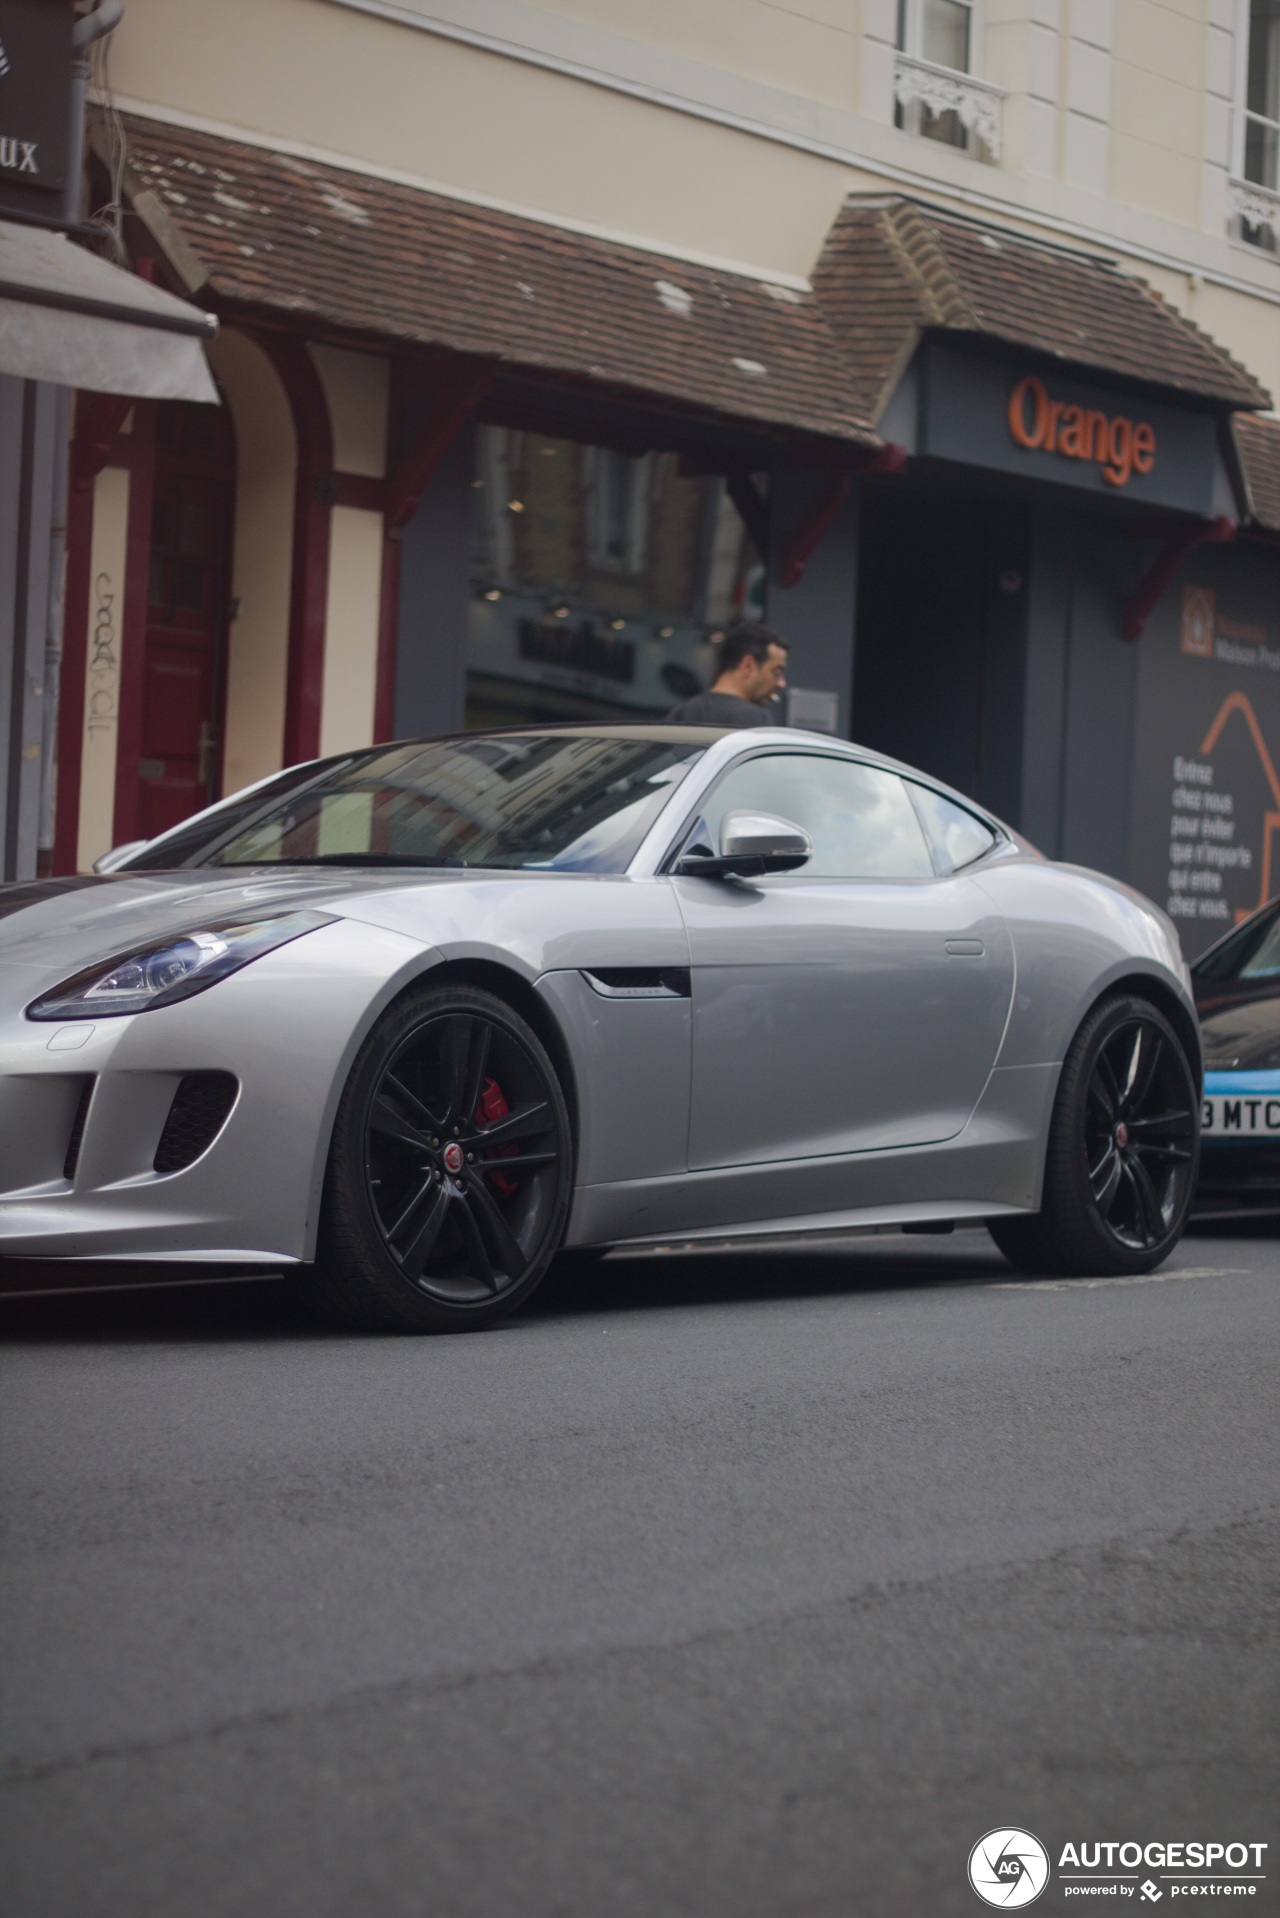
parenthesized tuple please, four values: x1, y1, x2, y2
(0, 220, 218, 402)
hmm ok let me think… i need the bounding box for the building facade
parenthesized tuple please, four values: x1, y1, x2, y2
(48, 0, 1280, 956)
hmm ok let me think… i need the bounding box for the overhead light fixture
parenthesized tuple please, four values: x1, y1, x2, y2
(610, 618, 626, 631)
(553, 605, 570, 619)
(658, 625, 674, 639)
(508, 499, 524, 513)
(484, 588, 502, 602)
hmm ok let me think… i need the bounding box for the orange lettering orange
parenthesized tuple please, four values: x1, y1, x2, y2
(1008, 376, 1048, 448)
(1057, 406, 1087, 458)
(1103, 416, 1134, 486)
(1007, 374, 1155, 487)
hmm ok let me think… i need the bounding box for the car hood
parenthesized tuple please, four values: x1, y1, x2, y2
(0, 867, 513, 979)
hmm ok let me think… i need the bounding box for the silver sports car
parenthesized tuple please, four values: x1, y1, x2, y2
(0, 726, 1200, 1329)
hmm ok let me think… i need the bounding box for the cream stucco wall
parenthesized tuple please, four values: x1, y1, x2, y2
(210, 329, 296, 796)
(310, 346, 389, 479)
(105, 0, 853, 282)
(309, 345, 388, 757)
(77, 464, 131, 872)
(319, 507, 384, 756)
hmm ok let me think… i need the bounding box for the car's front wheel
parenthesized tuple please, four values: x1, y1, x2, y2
(300, 983, 572, 1331)
(988, 992, 1199, 1277)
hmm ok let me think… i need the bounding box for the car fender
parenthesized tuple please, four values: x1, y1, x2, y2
(975, 861, 1195, 1070)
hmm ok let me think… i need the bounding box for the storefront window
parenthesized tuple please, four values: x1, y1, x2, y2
(465, 428, 760, 729)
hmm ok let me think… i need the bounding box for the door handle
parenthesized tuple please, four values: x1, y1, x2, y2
(945, 939, 984, 956)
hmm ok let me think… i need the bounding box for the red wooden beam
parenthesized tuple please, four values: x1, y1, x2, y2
(255, 337, 335, 765)
(1122, 514, 1235, 641)
(372, 366, 492, 742)
(726, 469, 768, 563)
(778, 446, 906, 591)
(69, 392, 133, 491)
(780, 473, 852, 591)
(384, 368, 493, 531)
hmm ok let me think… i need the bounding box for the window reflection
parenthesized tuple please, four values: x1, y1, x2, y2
(467, 428, 761, 728)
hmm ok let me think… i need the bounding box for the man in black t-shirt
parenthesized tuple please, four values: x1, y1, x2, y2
(665, 622, 788, 728)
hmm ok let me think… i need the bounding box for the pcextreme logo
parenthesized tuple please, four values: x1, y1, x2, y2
(969, 1830, 1051, 1907)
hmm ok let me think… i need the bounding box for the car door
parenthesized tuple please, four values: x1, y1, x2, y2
(670, 750, 1014, 1171)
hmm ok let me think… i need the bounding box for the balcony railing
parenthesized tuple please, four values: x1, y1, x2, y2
(894, 52, 1006, 163)
(1227, 175, 1279, 253)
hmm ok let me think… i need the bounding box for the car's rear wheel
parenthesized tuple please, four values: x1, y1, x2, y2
(300, 983, 572, 1331)
(988, 992, 1199, 1277)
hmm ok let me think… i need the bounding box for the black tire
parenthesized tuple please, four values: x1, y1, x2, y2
(988, 991, 1199, 1277)
(298, 983, 572, 1332)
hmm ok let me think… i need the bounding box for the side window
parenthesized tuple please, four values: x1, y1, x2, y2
(907, 782, 998, 873)
(693, 753, 934, 879)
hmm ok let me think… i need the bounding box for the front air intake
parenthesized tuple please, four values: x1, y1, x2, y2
(63, 1078, 95, 1182)
(153, 1072, 238, 1175)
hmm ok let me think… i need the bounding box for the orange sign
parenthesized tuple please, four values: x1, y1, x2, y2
(1008, 374, 1156, 487)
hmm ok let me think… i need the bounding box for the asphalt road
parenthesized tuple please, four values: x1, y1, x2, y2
(1, 1226, 1276, 1918)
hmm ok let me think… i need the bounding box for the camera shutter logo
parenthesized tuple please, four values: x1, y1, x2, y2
(968, 1829, 1050, 1907)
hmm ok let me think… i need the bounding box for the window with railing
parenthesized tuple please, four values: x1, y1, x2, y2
(894, 0, 1003, 162)
(1230, 0, 1280, 252)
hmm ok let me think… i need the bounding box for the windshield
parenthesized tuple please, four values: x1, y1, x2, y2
(1193, 901, 1280, 984)
(120, 733, 706, 875)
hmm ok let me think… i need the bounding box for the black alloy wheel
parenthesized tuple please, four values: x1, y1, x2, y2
(304, 985, 572, 1331)
(1082, 1015, 1197, 1250)
(989, 992, 1199, 1277)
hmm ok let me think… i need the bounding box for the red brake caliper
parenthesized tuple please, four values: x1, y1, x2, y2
(476, 1076, 517, 1196)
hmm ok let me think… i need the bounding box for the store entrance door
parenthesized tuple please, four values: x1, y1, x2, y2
(141, 404, 234, 840)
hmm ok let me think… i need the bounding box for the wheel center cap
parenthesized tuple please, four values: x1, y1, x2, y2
(1114, 1122, 1130, 1149)
(442, 1142, 465, 1175)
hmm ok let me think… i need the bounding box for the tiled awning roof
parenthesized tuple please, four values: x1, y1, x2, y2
(814, 197, 1271, 420)
(115, 115, 878, 451)
(115, 120, 1271, 467)
(1234, 413, 1280, 533)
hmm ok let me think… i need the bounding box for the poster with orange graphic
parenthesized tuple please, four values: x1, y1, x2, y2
(1130, 550, 1280, 961)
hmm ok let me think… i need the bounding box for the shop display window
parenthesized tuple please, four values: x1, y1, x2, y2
(464, 428, 760, 730)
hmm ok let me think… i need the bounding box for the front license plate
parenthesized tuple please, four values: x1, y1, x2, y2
(1201, 1091, 1280, 1139)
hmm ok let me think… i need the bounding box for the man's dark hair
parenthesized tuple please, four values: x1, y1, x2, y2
(718, 622, 788, 674)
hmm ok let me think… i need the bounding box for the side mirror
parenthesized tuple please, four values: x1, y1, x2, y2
(676, 810, 812, 879)
(92, 840, 148, 874)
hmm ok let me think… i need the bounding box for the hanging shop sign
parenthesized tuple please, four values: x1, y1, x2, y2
(918, 345, 1225, 517)
(1128, 545, 1280, 961)
(0, 0, 73, 217)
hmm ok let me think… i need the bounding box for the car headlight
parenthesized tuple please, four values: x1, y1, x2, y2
(25, 911, 336, 1021)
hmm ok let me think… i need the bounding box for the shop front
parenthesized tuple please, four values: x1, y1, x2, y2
(808, 197, 1280, 959)
(52, 133, 1280, 960)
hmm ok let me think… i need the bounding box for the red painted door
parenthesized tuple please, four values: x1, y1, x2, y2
(141, 408, 233, 840)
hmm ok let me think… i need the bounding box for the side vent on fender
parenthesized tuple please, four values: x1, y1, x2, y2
(582, 968, 691, 1000)
(154, 1072, 239, 1175)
